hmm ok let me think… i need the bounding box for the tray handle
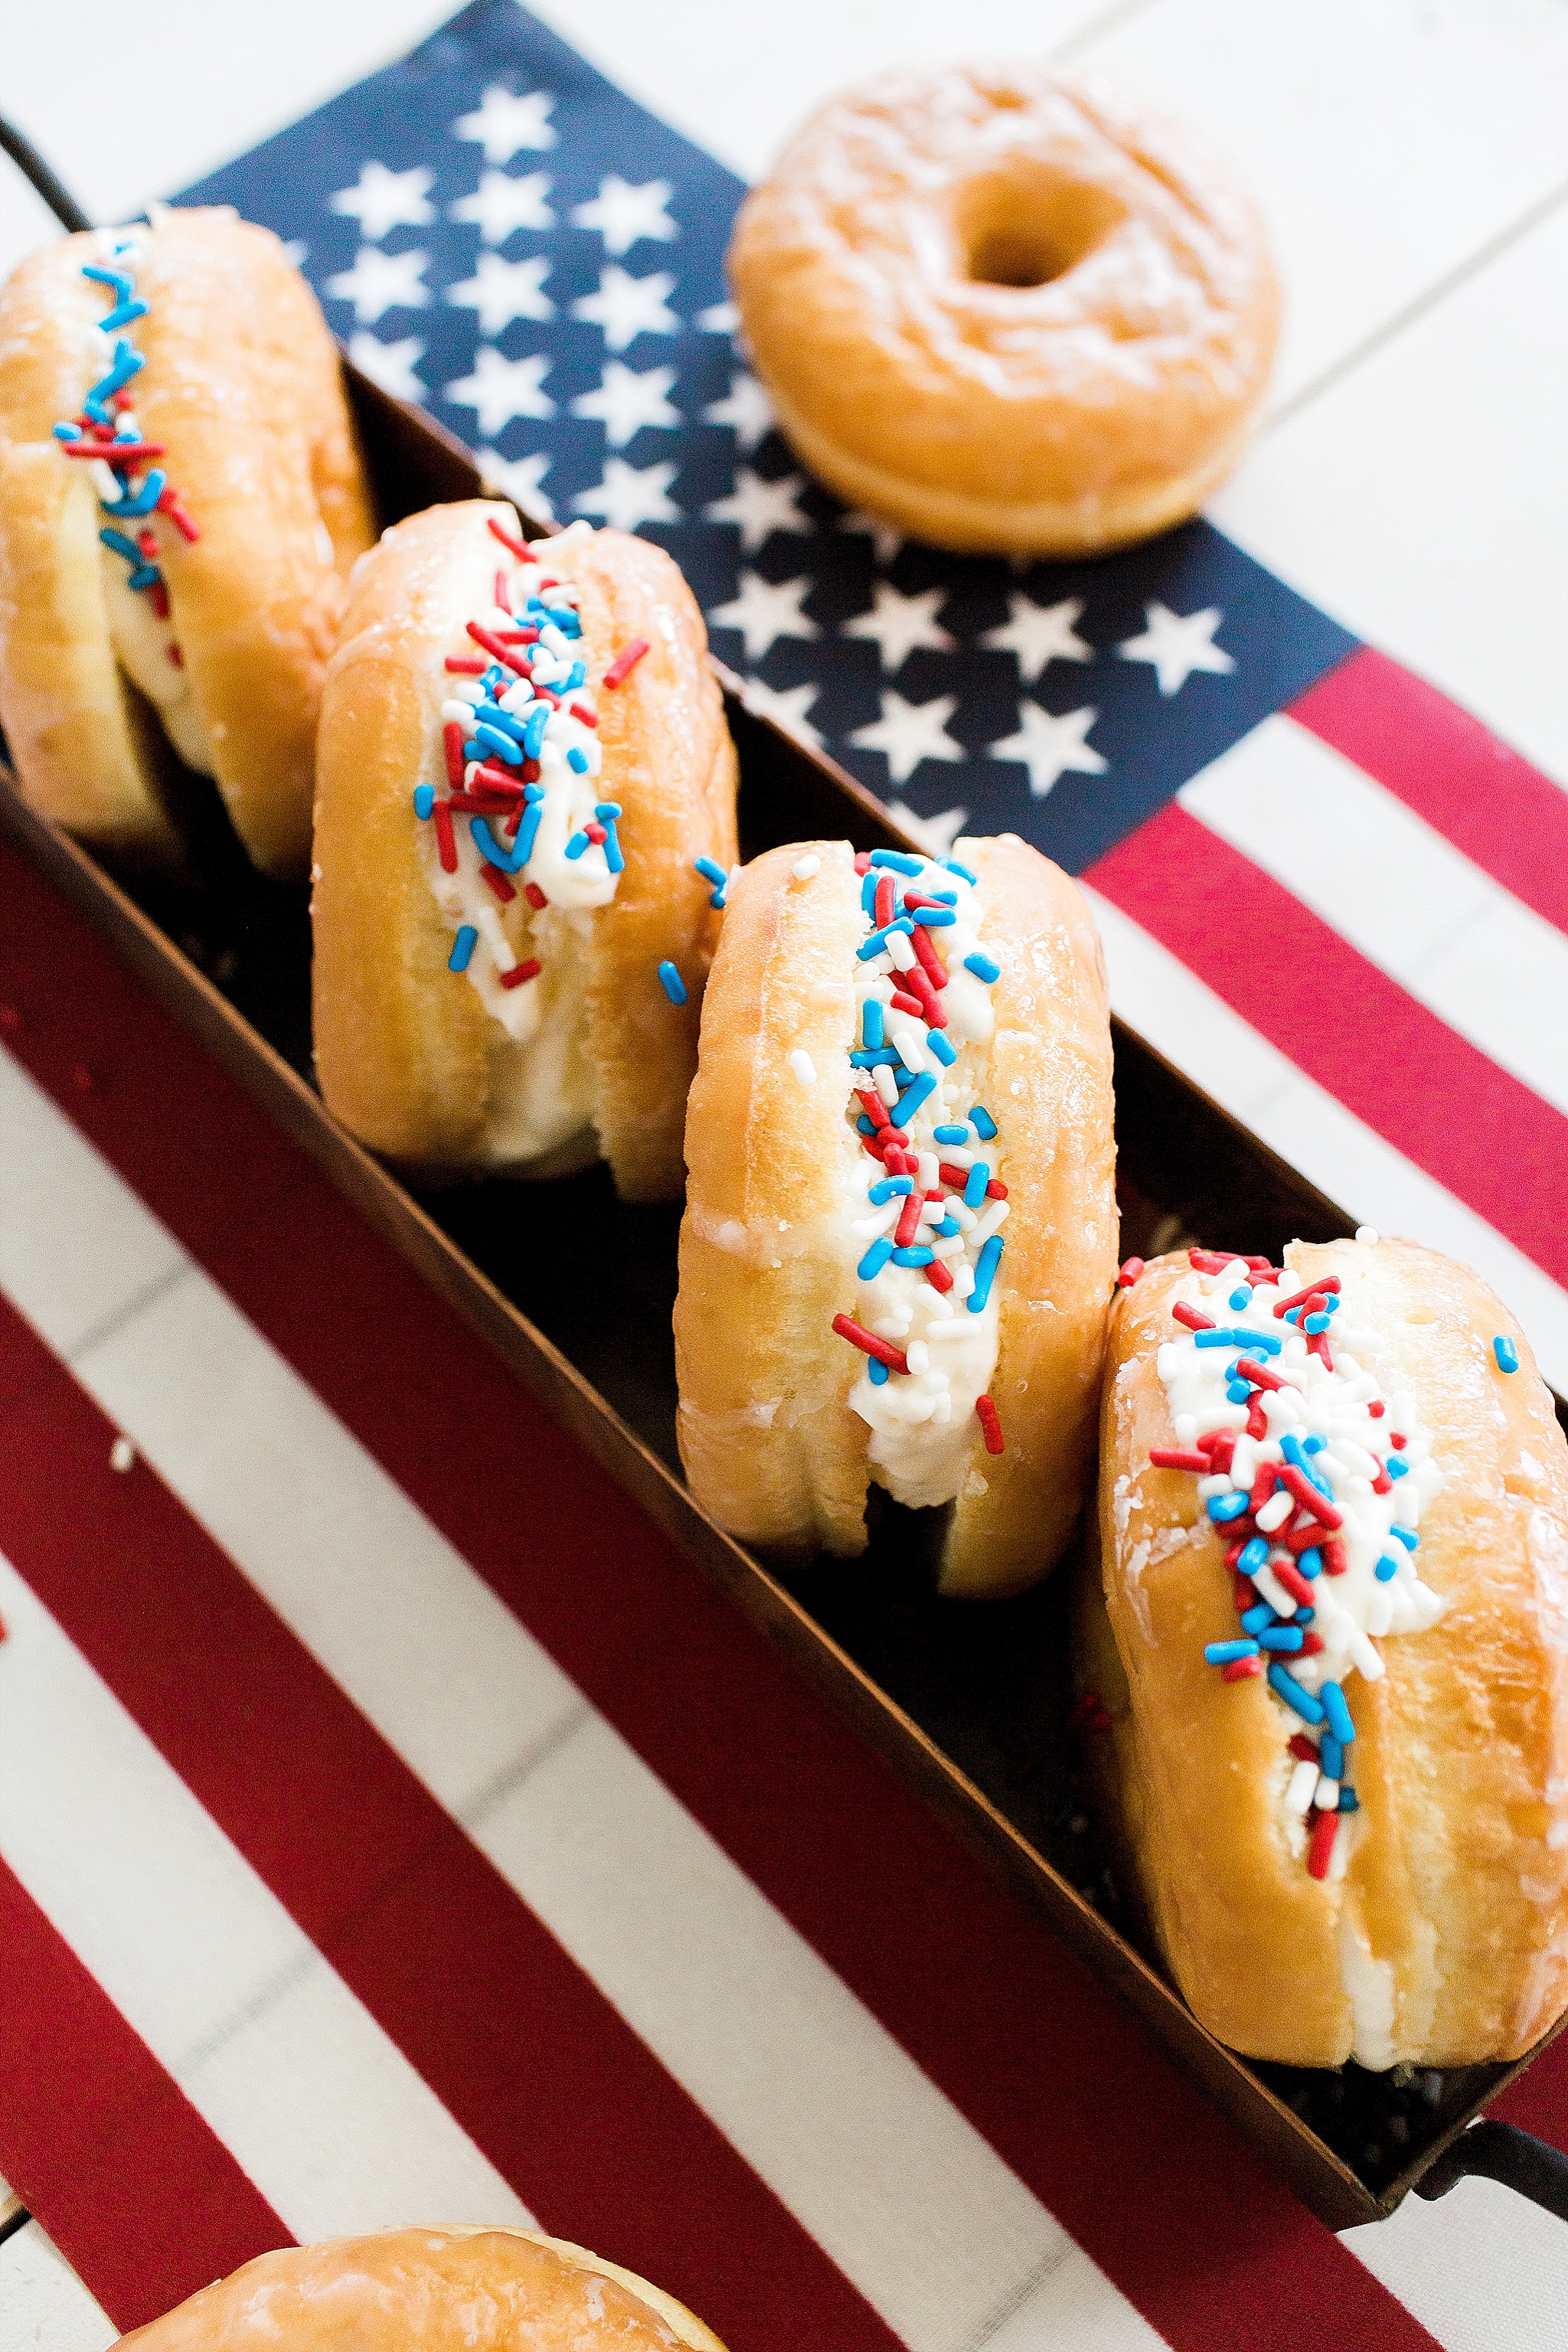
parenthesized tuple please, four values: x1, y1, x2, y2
(0, 113, 93, 232)
(1414, 2119, 1568, 2223)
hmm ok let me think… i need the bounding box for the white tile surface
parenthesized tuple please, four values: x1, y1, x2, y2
(1077, 0, 1568, 409)
(0, 2226, 116, 2352)
(1213, 193, 1568, 789)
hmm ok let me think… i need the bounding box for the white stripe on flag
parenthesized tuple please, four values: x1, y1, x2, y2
(1085, 889, 1568, 1395)
(0, 1562, 534, 2243)
(1343, 2180, 1568, 2352)
(0, 2221, 116, 2352)
(0, 1044, 1160, 2352)
(1180, 714, 1568, 1119)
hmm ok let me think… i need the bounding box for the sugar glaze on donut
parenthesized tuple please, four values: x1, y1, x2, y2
(728, 64, 1279, 557)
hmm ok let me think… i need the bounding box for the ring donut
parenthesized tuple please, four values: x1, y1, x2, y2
(116, 2225, 727, 2350)
(0, 207, 374, 874)
(312, 501, 737, 1196)
(728, 64, 1279, 557)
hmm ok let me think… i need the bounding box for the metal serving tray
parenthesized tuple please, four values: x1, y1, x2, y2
(3, 358, 1564, 2234)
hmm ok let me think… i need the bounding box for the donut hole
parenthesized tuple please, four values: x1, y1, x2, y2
(956, 170, 1125, 290)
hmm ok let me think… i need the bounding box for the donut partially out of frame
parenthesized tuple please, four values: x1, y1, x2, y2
(675, 832, 1116, 1596)
(1088, 1236, 1568, 2068)
(116, 2224, 727, 2350)
(312, 501, 737, 1197)
(0, 207, 374, 874)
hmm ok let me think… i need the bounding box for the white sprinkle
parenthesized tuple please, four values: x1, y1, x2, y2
(109, 1436, 136, 1474)
(952, 1264, 976, 1298)
(1355, 1226, 1380, 1243)
(923, 1318, 966, 1337)
(1255, 1489, 1293, 1532)
(873, 1065, 900, 1108)
(905, 1340, 930, 1375)
(892, 1028, 928, 1073)
(789, 1049, 817, 1086)
(1348, 1628, 1385, 1681)
(1315, 1774, 1341, 1812)
(1286, 1758, 1319, 1815)
(1251, 1562, 1297, 1620)
(939, 1144, 975, 1170)
(886, 930, 916, 971)
(792, 854, 821, 880)
(871, 1316, 909, 1341)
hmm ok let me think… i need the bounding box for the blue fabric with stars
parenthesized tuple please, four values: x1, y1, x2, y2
(176, 0, 1358, 875)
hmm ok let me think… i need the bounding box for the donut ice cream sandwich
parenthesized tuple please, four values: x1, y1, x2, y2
(674, 834, 1117, 1596)
(0, 207, 374, 873)
(312, 501, 737, 1197)
(1087, 1236, 1568, 2068)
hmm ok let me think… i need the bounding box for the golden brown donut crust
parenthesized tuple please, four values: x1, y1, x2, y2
(674, 833, 1116, 1596)
(728, 64, 1279, 557)
(312, 501, 736, 1197)
(1093, 1238, 1568, 2068)
(0, 209, 374, 874)
(116, 2226, 727, 2350)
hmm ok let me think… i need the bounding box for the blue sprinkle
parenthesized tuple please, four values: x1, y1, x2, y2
(472, 700, 527, 740)
(595, 802, 622, 821)
(857, 917, 914, 962)
(126, 562, 159, 591)
(970, 1105, 998, 1141)
(413, 784, 435, 819)
(1226, 1380, 1252, 1403)
(926, 887, 959, 905)
(1303, 1432, 1326, 1453)
(964, 950, 1001, 984)
(1269, 1664, 1325, 1726)
(602, 823, 625, 874)
(710, 889, 726, 910)
(869, 849, 923, 875)
(694, 855, 727, 887)
(521, 704, 551, 759)
(1243, 1329, 1283, 1357)
(564, 830, 590, 861)
(942, 859, 978, 884)
(1205, 1639, 1259, 1665)
(868, 1176, 913, 1204)
(1304, 1312, 1331, 1334)
(1294, 1605, 1315, 1625)
(910, 906, 956, 927)
(969, 1233, 1004, 1314)
(861, 871, 879, 916)
(1374, 1556, 1399, 1583)
(101, 463, 166, 516)
(893, 1070, 936, 1125)
(927, 1030, 957, 1067)
(936, 1215, 962, 1237)
(470, 724, 521, 766)
(963, 1162, 990, 1210)
(471, 817, 527, 874)
(856, 1116, 876, 1136)
(1229, 1289, 1251, 1310)
(1295, 1547, 1323, 1579)
(1387, 1455, 1410, 1479)
(566, 746, 590, 773)
(1320, 1682, 1355, 1746)
(1207, 1491, 1250, 1524)
(658, 960, 687, 1005)
(1390, 1524, 1419, 1550)
(861, 998, 886, 1049)
(1259, 1626, 1304, 1652)
(867, 1356, 890, 1386)
(97, 296, 149, 335)
(1195, 1328, 1244, 1348)
(933, 1122, 969, 1145)
(1240, 1603, 1277, 1637)
(1494, 1334, 1519, 1374)
(82, 263, 134, 296)
(1321, 1733, 1344, 1780)
(1238, 1537, 1269, 1574)
(53, 422, 83, 441)
(850, 1046, 900, 1068)
(1338, 1787, 1360, 1813)
(448, 925, 478, 973)
(564, 661, 587, 691)
(512, 802, 544, 866)
(858, 1238, 895, 1280)
(99, 526, 142, 564)
(892, 1246, 934, 1267)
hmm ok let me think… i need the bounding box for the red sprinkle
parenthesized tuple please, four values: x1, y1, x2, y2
(924, 1258, 954, 1295)
(585, 822, 607, 844)
(1171, 1302, 1216, 1332)
(1233, 1569, 1255, 1606)
(1118, 1256, 1145, 1288)
(1246, 1396, 1269, 1439)
(521, 758, 541, 784)
(443, 722, 466, 790)
(1201, 1431, 1236, 1475)
(1289, 1733, 1321, 1763)
(495, 626, 540, 644)
(1279, 1466, 1343, 1529)
(1249, 1466, 1278, 1513)
(1274, 1278, 1341, 1319)
(1242, 1255, 1275, 1272)
(975, 1396, 1004, 1455)
(433, 801, 457, 874)
(471, 761, 528, 796)
(156, 486, 199, 541)
(874, 874, 897, 929)
(167, 644, 183, 668)
(445, 656, 487, 675)
(61, 437, 166, 460)
(1233, 1357, 1292, 1393)
(495, 567, 511, 609)
(901, 965, 947, 1027)
(487, 515, 530, 560)
(603, 637, 649, 689)
(854, 852, 873, 874)
(1188, 1250, 1233, 1274)
(894, 1193, 923, 1249)
(479, 863, 515, 903)
(467, 620, 530, 676)
(1367, 1400, 1385, 1419)
(1370, 1467, 1393, 1495)
(832, 1313, 909, 1375)
(569, 702, 599, 728)
(1149, 1447, 1210, 1472)
(1283, 1517, 1324, 1553)
(909, 922, 948, 989)
(856, 1088, 890, 1132)
(889, 989, 925, 1020)
(1298, 1632, 1325, 1655)
(1390, 1431, 1406, 1450)
(1273, 1560, 1318, 1611)
(524, 882, 548, 910)
(147, 579, 169, 620)
(1306, 1810, 1338, 1881)
(1067, 1692, 1113, 1733)
(1223, 1657, 1263, 1681)
(1322, 1538, 1349, 1576)
(498, 958, 542, 990)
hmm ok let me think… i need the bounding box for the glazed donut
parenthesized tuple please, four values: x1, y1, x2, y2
(1086, 1235, 1568, 2069)
(0, 207, 374, 874)
(727, 64, 1279, 558)
(116, 2225, 727, 2350)
(674, 833, 1116, 1596)
(312, 500, 737, 1197)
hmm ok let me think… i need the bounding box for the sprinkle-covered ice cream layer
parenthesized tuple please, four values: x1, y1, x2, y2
(1138, 1246, 1446, 1882)
(828, 847, 1009, 1508)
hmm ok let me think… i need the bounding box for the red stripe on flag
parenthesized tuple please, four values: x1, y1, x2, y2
(1088, 802, 1568, 1290)
(0, 1295, 899, 2352)
(1289, 647, 1568, 936)
(0, 841, 1447, 2352)
(0, 1859, 290, 2333)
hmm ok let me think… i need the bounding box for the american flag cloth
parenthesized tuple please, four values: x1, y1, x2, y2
(2, 10, 1566, 2352)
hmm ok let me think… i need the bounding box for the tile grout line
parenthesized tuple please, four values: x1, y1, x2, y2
(961, 2236, 1079, 2352)
(1264, 168, 1568, 434)
(1051, 0, 1162, 64)
(459, 1695, 596, 1838)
